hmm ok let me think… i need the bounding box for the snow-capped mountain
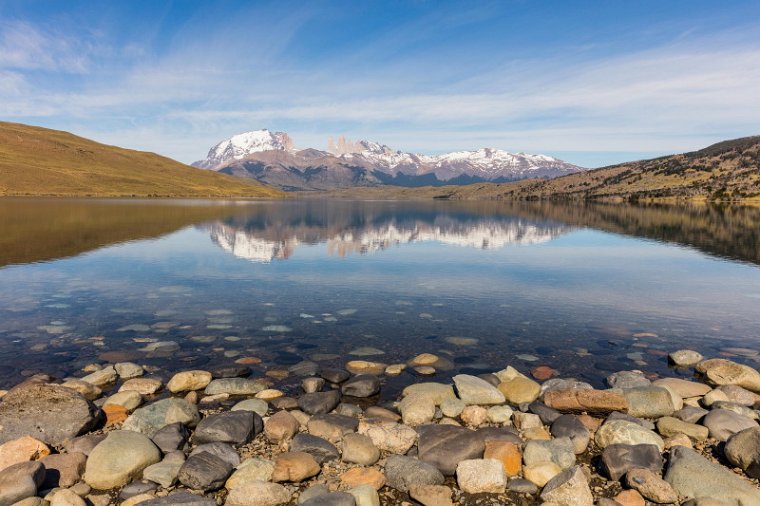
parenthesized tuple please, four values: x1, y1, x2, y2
(193, 130, 294, 169)
(192, 130, 583, 190)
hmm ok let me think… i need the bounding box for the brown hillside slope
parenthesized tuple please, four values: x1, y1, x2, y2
(0, 122, 283, 198)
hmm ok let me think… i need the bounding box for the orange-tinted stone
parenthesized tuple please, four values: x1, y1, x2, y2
(235, 357, 261, 365)
(531, 365, 558, 381)
(340, 467, 385, 490)
(544, 388, 628, 414)
(615, 489, 645, 506)
(103, 404, 129, 426)
(484, 440, 521, 477)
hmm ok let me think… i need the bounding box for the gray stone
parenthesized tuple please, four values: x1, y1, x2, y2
(115, 362, 144, 379)
(624, 386, 675, 418)
(301, 492, 355, 506)
(702, 409, 758, 441)
(452, 374, 506, 405)
(665, 446, 760, 506)
(595, 420, 664, 451)
(204, 378, 265, 396)
(231, 398, 269, 417)
(290, 361, 320, 377)
(714, 385, 760, 406)
(607, 411, 655, 430)
(151, 422, 189, 452)
(607, 370, 651, 389)
(669, 349, 704, 367)
(0, 461, 45, 506)
(335, 403, 362, 418)
(384, 455, 444, 493)
(298, 391, 341, 415)
(122, 398, 200, 437)
(674, 406, 709, 424)
(455, 459, 506, 494)
(84, 430, 161, 490)
(417, 425, 484, 476)
(189, 442, 240, 467)
(712, 402, 759, 420)
(508, 478, 538, 494)
(0, 384, 99, 445)
(320, 368, 350, 384)
(139, 492, 215, 506)
(725, 426, 760, 479)
(290, 433, 340, 464)
(600, 444, 663, 481)
(298, 484, 329, 504)
(348, 485, 379, 506)
(142, 460, 182, 488)
(212, 366, 251, 378)
(119, 480, 158, 500)
(341, 375, 380, 398)
(341, 433, 379, 466)
(550, 415, 590, 454)
(529, 401, 562, 424)
(656, 416, 709, 441)
(193, 411, 261, 445)
(626, 467, 678, 504)
(177, 451, 232, 492)
(524, 438, 576, 470)
(40, 452, 87, 488)
(307, 414, 358, 443)
(63, 434, 105, 456)
(270, 397, 298, 410)
(539, 466, 593, 506)
(540, 378, 593, 395)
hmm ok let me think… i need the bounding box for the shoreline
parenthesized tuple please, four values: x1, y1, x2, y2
(1, 348, 759, 505)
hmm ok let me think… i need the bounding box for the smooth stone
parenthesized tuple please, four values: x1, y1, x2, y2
(607, 411, 655, 430)
(600, 444, 663, 481)
(524, 462, 562, 487)
(301, 492, 355, 506)
(455, 458, 506, 494)
(674, 406, 709, 424)
(477, 373, 501, 386)
(307, 414, 358, 443)
(271, 397, 298, 410)
(508, 478, 538, 494)
(341, 375, 380, 398)
(303, 377, 325, 394)
(725, 426, 760, 479)
(345, 361, 386, 376)
(142, 460, 182, 488)
(167, 371, 212, 393)
(398, 394, 436, 426)
(652, 378, 711, 398)
(523, 438, 576, 470)
(623, 387, 676, 418)
(417, 425, 484, 476)
(357, 420, 417, 454)
(151, 422, 189, 453)
(271, 452, 320, 483)
(0, 461, 45, 505)
(226, 480, 291, 506)
(540, 378, 593, 394)
(40, 452, 87, 488)
(298, 484, 329, 504)
(298, 391, 342, 415)
(697, 359, 760, 392)
(550, 415, 590, 454)
(231, 399, 269, 417)
(139, 491, 215, 506)
(348, 484, 379, 506)
(712, 401, 759, 420)
(335, 403, 362, 418)
(714, 384, 760, 406)
(122, 398, 200, 437)
(669, 350, 704, 367)
(84, 431, 161, 489)
(607, 371, 651, 389)
(350, 347, 385, 357)
(529, 401, 563, 424)
(60, 379, 102, 401)
(204, 378, 265, 396)
(340, 467, 385, 490)
(539, 466, 594, 506)
(103, 392, 141, 415)
(402, 383, 456, 405)
(320, 369, 351, 384)
(665, 446, 760, 505)
(119, 378, 162, 395)
(265, 410, 300, 443)
(177, 451, 232, 491)
(212, 366, 251, 379)
(626, 468, 679, 504)
(80, 365, 117, 387)
(440, 399, 465, 418)
(340, 434, 379, 466)
(290, 434, 340, 464)
(0, 384, 99, 446)
(49, 488, 86, 506)
(115, 362, 144, 379)
(596, 420, 665, 451)
(190, 442, 240, 467)
(409, 485, 453, 506)
(194, 411, 260, 445)
(498, 377, 541, 405)
(702, 409, 758, 441)
(363, 406, 400, 422)
(63, 434, 105, 456)
(544, 388, 628, 414)
(384, 455, 444, 493)
(288, 361, 319, 377)
(656, 416, 709, 441)
(452, 375, 506, 405)
(119, 480, 158, 500)
(226, 458, 275, 489)
(0, 436, 50, 473)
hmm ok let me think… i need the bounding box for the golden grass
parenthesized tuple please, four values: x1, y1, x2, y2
(0, 122, 284, 198)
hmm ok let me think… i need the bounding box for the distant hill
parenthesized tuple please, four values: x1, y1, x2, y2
(0, 122, 283, 197)
(432, 136, 760, 202)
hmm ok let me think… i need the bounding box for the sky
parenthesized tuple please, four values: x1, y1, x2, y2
(0, 0, 759, 168)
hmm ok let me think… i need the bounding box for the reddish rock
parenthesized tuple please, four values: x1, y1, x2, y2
(544, 388, 628, 414)
(615, 489, 645, 506)
(340, 467, 385, 490)
(531, 366, 558, 381)
(103, 404, 129, 427)
(483, 440, 521, 477)
(235, 357, 261, 365)
(271, 452, 320, 483)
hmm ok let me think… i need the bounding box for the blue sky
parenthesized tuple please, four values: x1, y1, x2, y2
(1, 0, 759, 167)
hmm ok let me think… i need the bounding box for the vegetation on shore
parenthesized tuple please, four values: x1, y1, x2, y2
(0, 122, 283, 198)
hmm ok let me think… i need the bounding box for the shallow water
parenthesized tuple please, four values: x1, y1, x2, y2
(0, 198, 759, 393)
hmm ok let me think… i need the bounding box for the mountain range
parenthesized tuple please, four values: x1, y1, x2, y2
(192, 130, 584, 191)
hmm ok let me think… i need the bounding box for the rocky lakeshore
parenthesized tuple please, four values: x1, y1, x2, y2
(0, 350, 759, 506)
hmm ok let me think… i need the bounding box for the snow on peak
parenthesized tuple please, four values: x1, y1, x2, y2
(193, 129, 294, 169)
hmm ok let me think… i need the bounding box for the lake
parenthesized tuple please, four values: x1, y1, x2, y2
(1, 198, 759, 397)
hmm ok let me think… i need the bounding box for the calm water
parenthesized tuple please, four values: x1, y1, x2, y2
(1, 198, 759, 395)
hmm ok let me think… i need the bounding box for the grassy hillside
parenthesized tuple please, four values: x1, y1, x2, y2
(0, 122, 283, 198)
(322, 136, 760, 203)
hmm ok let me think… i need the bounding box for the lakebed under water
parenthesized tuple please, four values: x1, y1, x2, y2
(0, 198, 758, 395)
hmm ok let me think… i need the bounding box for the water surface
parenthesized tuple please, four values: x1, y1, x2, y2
(1, 198, 758, 394)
